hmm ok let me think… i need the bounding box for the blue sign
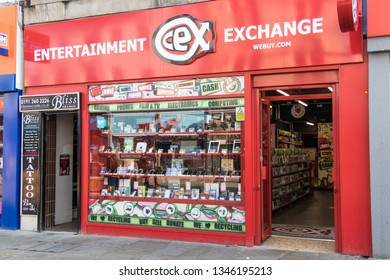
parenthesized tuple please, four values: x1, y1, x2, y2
(0, 33, 8, 56)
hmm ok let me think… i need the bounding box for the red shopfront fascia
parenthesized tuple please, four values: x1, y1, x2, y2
(367, 0, 390, 37)
(24, 0, 363, 86)
(24, 0, 371, 256)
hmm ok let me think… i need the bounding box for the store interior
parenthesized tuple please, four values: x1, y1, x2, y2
(266, 87, 334, 240)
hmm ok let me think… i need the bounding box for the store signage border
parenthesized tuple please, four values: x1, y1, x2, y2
(19, 92, 80, 112)
(88, 97, 244, 113)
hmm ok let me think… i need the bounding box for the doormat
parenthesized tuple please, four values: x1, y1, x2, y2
(272, 224, 334, 240)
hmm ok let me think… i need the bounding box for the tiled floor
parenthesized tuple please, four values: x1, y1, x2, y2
(45, 219, 78, 232)
(270, 190, 335, 253)
(273, 190, 334, 227)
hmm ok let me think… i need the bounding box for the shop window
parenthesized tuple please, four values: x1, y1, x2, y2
(89, 109, 242, 198)
(87, 106, 245, 233)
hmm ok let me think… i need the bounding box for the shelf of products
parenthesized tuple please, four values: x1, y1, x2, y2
(317, 123, 334, 189)
(276, 129, 302, 148)
(271, 148, 311, 211)
(89, 109, 243, 204)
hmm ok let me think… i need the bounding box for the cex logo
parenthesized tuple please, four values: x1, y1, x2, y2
(152, 14, 216, 65)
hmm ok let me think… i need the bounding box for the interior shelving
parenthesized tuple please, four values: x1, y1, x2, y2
(89, 109, 243, 205)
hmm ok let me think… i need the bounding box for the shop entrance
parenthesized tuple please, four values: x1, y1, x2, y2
(259, 86, 336, 246)
(41, 113, 79, 233)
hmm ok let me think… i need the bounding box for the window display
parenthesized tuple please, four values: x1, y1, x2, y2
(89, 108, 242, 201)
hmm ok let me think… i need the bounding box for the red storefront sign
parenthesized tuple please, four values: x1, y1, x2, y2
(24, 0, 363, 86)
(367, 0, 390, 37)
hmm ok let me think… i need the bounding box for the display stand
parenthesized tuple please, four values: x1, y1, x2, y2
(271, 148, 311, 211)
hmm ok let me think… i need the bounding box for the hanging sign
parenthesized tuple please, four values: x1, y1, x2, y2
(291, 104, 306, 118)
(337, 0, 359, 32)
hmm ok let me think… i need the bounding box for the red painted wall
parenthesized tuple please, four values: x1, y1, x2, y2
(367, 0, 390, 37)
(337, 60, 372, 256)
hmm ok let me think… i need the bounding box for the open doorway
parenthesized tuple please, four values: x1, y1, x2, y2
(42, 113, 79, 233)
(263, 87, 335, 241)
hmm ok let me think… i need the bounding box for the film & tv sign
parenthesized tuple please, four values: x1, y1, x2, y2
(25, 0, 363, 87)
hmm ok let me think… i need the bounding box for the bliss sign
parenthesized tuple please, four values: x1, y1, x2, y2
(152, 14, 216, 65)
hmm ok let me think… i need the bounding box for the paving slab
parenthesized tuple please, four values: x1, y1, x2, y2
(0, 229, 367, 260)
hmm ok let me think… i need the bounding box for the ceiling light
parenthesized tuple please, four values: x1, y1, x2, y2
(276, 89, 290, 96)
(306, 121, 315, 126)
(297, 100, 308, 107)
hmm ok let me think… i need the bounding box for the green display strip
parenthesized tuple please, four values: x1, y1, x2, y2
(89, 98, 244, 113)
(88, 214, 245, 233)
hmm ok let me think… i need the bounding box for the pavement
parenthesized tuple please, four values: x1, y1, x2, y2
(0, 228, 367, 260)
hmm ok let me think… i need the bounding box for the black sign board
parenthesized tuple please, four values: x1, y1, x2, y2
(21, 113, 41, 215)
(19, 92, 80, 112)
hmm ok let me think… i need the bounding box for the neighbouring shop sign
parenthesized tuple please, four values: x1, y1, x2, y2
(19, 92, 80, 112)
(21, 112, 41, 215)
(89, 97, 244, 113)
(0, 32, 8, 56)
